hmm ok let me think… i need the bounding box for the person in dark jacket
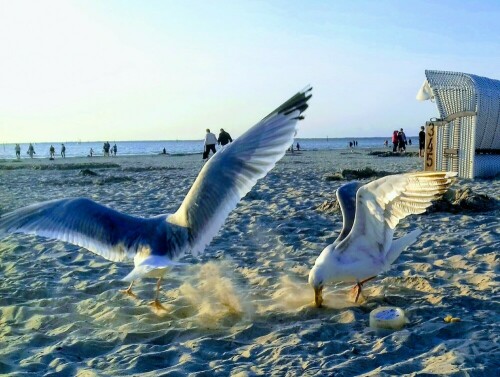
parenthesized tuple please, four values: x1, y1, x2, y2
(397, 128, 406, 153)
(419, 126, 426, 157)
(218, 128, 233, 146)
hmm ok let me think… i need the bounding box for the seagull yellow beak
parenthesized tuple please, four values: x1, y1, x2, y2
(314, 286, 324, 308)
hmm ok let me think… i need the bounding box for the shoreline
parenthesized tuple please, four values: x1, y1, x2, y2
(0, 146, 421, 163)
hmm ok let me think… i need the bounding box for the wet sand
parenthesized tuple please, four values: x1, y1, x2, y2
(0, 148, 498, 376)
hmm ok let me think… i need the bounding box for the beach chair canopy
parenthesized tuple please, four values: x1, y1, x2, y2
(417, 70, 500, 151)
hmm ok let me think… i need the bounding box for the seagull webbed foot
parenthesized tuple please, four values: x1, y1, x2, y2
(149, 277, 168, 312)
(120, 288, 137, 299)
(150, 299, 168, 313)
(120, 281, 138, 299)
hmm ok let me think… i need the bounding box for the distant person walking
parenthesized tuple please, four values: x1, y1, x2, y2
(397, 128, 407, 153)
(419, 126, 426, 157)
(203, 129, 217, 160)
(103, 142, 110, 157)
(49, 145, 55, 159)
(218, 128, 232, 146)
(113, 144, 117, 156)
(296, 142, 300, 151)
(392, 130, 398, 152)
(89, 148, 94, 157)
(61, 143, 66, 158)
(15, 144, 21, 159)
(27, 143, 36, 158)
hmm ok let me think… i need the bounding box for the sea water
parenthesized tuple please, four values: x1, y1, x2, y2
(0, 137, 417, 160)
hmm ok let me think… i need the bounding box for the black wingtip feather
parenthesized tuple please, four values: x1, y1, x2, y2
(262, 86, 313, 121)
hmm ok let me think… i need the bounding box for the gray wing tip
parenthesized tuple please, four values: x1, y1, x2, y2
(337, 181, 364, 198)
(335, 181, 364, 244)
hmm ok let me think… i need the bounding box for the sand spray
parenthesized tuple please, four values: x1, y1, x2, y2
(178, 261, 255, 328)
(267, 275, 314, 312)
(164, 258, 353, 327)
(267, 274, 355, 311)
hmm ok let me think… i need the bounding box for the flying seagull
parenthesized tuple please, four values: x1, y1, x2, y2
(0, 86, 312, 310)
(308, 171, 456, 307)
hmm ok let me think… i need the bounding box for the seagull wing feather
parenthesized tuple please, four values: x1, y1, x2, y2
(334, 181, 364, 244)
(168, 87, 312, 258)
(336, 171, 456, 258)
(0, 198, 165, 262)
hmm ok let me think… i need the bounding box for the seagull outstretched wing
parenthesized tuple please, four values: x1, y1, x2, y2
(335, 171, 457, 258)
(0, 197, 169, 262)
(168, 86, 313, 258)
(0, 87, 312, 266)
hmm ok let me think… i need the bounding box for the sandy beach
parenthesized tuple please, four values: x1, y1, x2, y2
(0, 148, 498, 376)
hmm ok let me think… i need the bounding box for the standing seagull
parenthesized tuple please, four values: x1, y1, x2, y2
(0, 87, 312, 309)
(309, 171, 456, 307)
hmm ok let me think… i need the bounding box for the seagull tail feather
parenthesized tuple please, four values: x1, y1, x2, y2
(122, 265, 158, 282)
(386, 228, 422, 266)
(122, 259, 188, 282)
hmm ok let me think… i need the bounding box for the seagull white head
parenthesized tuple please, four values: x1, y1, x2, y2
(308, 244, 337, 308)
(308, 264, 324, 308)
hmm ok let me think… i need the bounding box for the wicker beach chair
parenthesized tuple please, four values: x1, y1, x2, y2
(417, 70, 500, 179)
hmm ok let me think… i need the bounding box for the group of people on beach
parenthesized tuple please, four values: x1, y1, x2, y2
(15, 143, 36, 159)
(49, 145, 66, 159)
(88, 143, 117, 157)
(102, 142, 117, 157)
(385, 126, 426, 157)
(15, 143, 66, 159)
(288, 142, 300, 153)
(391, 128, 408, 153)
(202, 128, 233, 160)
(13, 125, 429, 161)
(13, 142, 121, 160)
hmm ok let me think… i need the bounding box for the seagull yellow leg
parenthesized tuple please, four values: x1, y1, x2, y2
(120, 281, 137, 298)
(352, 276, 376, 303)
(354, 282, 363, 303)
(150, 277, 167, 312)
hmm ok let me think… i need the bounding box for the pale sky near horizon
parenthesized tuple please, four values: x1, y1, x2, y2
(1, 0, 499, 143)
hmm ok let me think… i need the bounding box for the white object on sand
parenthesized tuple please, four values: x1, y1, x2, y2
(308, 171, 457, 307)
(0, 86, 313, 309)
(369, 306, 406, 330)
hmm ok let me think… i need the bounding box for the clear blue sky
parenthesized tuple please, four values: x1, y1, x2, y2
(1, 0, 499, 142)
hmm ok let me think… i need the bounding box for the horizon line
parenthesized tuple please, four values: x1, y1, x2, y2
(2, 135, 418, 144)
